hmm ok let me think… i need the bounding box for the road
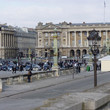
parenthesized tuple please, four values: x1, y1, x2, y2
(0, 72, 110, 110)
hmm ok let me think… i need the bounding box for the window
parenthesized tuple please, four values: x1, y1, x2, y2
(45, 41, 48, 46)
(57, 32, 60, 36)
(51, 41, 53, 46)
(84, 32, 87, 36)
(63, 39, 66, 45)
(103, 32, 106, 36)
(39, 33, 42, 38)
(58, 40, 60, 47)
(78, 32, 81, 37)
(78, 40, 81, 46)
(72, 32, 74, 37)
(72, 41, 75, 46)
(51, 33, 53, 36)
(45, 33, 48, 37)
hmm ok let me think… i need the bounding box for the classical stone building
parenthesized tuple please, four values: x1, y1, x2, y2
(0, 24, 36, 59)
(36, 22, 110, 58)
(0, 24, 17, 59)
(15, 27, 36, 58)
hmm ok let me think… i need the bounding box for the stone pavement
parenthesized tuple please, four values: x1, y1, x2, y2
(0, 70, 106, 99)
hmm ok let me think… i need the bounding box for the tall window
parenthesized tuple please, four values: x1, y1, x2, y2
(103, 32, 106, 36)
(58, 40, 60, 47)
(57, 32, 60, 36)
(45, 40, 48, 46)
(78, 40, 81, 46)
(72, 32, 74, 37)
(45, 33, 48, 37)
(78, 32, 81, 37)
(84, 32, 87, 36)
(51, 33, 53, 36)
(51, 41, 53, 47)
(72, 41, 75, 46)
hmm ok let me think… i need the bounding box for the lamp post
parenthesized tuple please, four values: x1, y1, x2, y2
(87, 30, 101, 87)
(106, 38, 110, 55)
(52, 28, 59, 76)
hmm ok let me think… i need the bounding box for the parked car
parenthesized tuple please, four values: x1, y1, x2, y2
(43, 63, 50, 71)
(7, 65, 13, 71)
(25, 65, 32, 71)
(2, 65, 7, 71)
(32, 64, 41, 71)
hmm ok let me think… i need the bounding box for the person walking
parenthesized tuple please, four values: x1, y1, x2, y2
(78, 63, 81, 73)
(27, 70, 32, 83)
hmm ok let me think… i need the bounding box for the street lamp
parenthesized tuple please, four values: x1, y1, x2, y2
(52, 28, 59, 76)
(87, 30, 101, 87)
(106, 38, 110, 55)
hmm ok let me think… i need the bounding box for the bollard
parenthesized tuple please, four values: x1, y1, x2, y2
(0, 79, 3, 92)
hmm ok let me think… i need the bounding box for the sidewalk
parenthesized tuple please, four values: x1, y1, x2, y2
(0, 70, 105, 98)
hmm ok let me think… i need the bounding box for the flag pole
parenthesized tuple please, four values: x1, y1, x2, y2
(104, 1, 106, 24)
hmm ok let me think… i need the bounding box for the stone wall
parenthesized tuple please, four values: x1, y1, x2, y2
(1, 68, 75, 85)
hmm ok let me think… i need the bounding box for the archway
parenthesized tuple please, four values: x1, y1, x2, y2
(82, 49, 87, 56)
(70, 50, 75, 57)
(76, 49, 81, 58)
(50, 50, 54, 57)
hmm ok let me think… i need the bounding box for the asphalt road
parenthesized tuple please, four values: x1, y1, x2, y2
(0, 72, 110, 110)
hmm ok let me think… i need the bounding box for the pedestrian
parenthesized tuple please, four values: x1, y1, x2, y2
(27, 70, 32, 83)
(12, 65, 16, 74)
(20, 65, 23, 72)
(78, 64, 81, 73)
(12, 66, 14, 74)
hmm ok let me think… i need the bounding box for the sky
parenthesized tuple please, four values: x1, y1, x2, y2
(0, 0, 110, 28)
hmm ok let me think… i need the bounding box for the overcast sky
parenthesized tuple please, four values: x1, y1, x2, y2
(0, 0, 109, 28)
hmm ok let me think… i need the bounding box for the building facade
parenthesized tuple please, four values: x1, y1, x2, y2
(15, 27, 36, 58)
(0, 24, 36, 59)
(0, 24, 17, 59)
(36, 22, 110, 59)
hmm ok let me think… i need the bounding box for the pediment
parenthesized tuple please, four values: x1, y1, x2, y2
(41, 23, 61, 30)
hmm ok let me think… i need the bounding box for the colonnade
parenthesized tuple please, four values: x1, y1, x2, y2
(1, 33, 15, 48)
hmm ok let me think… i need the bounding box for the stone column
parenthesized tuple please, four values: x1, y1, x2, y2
(68, 32, 70, 47)
(7, 34, 8, 47)
(48, 33, 50, 46)
(12, 35, 13, 47)
(66, 32, 68, 46)
(87, 31, 89, 47)
(0, 33, 1, 48)
(13, 35, 14, 47)
(42, 33, 44, 47)
(10, 34, 12, 47)
(106, 30, 108, 46)
(4, 34, 6, 47)
(9, 34, 10, 47)
(3, 34, 5, 47)
(81, 31, 82, 47)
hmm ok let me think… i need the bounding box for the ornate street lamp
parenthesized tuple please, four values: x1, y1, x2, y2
(106, 38, 110, 55)
(87, 30, 101, 87)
